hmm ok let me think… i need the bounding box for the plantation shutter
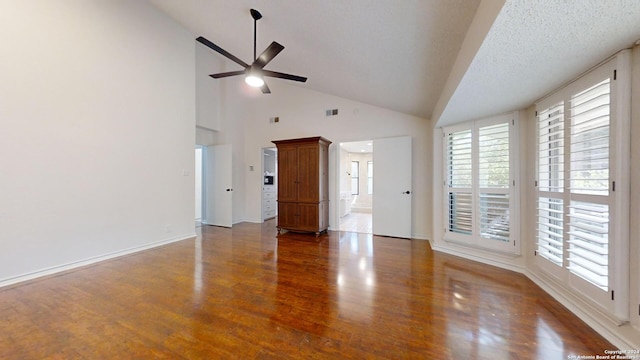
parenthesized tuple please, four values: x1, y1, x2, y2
(533, 52, 630, 319)
(447, 129, 472, 235)
(536, 102, 565, 266)
(567, 78, 611, 290)
(478, 123, 510, 242)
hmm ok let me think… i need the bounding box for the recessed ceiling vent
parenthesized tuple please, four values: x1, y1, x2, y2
(325, 109, 339, 116)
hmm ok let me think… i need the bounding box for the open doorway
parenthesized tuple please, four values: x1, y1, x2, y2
(338, 141, 373, 234)
(262, 147, 277, 222)
(195, 146, 203, 227)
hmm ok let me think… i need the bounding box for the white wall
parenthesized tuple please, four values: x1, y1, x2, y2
(0, 0, 196, 284)
(242, 82, 432, 239)
(196, 43, 221, 132)
(339, 147, 351, 192)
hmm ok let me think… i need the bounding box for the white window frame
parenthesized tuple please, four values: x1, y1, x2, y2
(351, 161, 359, 195)
(534, 51, 630, 321)
(443, 112, 520, 255)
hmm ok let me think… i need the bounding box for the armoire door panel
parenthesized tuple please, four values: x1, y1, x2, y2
(278, 202, 298, 229)
(297, 203, 319, 231)
(277, 146, 298, 202)
(296, 145, 319, 202)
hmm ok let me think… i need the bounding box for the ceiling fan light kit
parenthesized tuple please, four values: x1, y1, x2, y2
(245, 73, 264, 87)
(196, 8, 307, 94)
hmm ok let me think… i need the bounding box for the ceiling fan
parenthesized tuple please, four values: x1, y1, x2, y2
(196, 8, 307, 94)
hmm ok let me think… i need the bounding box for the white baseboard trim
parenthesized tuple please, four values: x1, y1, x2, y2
(430, 243, 525, 274)
(242, 218, 264, 224)
(411, 233, 430, 241)
(525, 269, 640, 350)
(0, 232, 196, 289)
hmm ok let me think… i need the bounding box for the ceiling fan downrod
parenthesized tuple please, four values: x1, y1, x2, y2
(250, 9, 262, 61)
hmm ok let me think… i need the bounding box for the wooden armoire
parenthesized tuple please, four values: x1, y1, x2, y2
(272, 136, 331, 235)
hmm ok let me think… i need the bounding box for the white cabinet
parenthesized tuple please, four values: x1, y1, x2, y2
(263, 185, 277, 220)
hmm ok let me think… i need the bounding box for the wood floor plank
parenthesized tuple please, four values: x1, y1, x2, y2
(0, 220, 615, 359)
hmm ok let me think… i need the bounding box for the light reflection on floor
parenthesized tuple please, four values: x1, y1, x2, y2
(336, 231, 376, 323)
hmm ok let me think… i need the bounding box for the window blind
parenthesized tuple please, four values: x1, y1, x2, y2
(536, 102, 565, 267)
(449, 192, 472, 234)
(567, 78, 611, 290)
(478, 123, 510, 242)
(567, 201, 609, 290)
(479, 123, 510, 188)
(479, 193, 510, 241)
(538, 101, 565, 193)
(536, 197, 564, 265)
(569, 79, 610, 196)
(447, 130, 472, 188)
(447, 129, 472, 235)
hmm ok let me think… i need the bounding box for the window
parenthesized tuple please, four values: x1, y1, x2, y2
(447, 129, 472, 235)
(568, 79, 611, 290)
(536, 101, 565, 266)
(535, 53, 630, 319)
(367, 161, 373, 195)
(478, 123, 510, 243)
(444, 113, 518, 253)
(351, 161, 359, 195)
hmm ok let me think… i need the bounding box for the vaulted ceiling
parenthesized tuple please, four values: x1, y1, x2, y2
(149, 0, 640, 127)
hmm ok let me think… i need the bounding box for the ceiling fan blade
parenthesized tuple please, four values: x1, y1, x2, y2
(209, 70, 246, 79)
(261, 82, 271, 94)
(254, 42, 284, 69)
(262, 70, 307, 83)
(196, 36, 249, 68)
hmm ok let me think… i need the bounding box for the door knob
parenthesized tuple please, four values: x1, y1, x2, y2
(402, 190, 411, 194)
(226, 188, 233, 191)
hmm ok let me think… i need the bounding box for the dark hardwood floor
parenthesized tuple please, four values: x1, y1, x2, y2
(0, 220, 614, 359)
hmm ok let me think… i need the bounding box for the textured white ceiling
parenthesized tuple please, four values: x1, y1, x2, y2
(148, 0, 480, 120)
(436, 0, 640, 126)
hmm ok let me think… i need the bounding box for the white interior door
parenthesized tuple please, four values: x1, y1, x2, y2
(373, 136, 412, 238)
(195, 147, 203, 222)
(204, 144, 232, 227)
